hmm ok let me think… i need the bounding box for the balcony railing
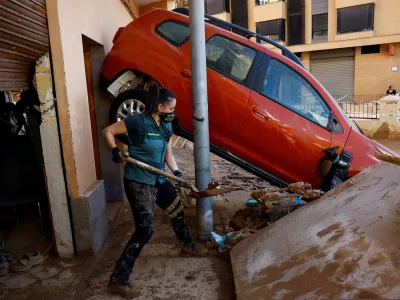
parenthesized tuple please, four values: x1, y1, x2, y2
(256, 0, 285, 5)
(332, 95, 385, 120)
(333, 95, 386, 104)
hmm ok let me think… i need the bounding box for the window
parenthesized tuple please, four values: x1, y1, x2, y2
(155, 20, 189, 47)
(361, 44, 380, 54)
(231, 0, 249, 33)
(261, 59, 330, 127)
(312, 13, 328, 42)
(337, 4, 374, 34)
(206, 35, 257, 83)
(256, 19, 285, 43)
(204, 0, 230, 15)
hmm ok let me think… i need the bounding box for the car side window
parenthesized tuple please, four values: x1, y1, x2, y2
(206, 35, 256, 84)
(156, 20, 189, 47)
(261, 59, 330, 128)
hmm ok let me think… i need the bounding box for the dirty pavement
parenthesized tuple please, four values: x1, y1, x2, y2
(3, 145, 400, 299)
(1, 147, 270, 300)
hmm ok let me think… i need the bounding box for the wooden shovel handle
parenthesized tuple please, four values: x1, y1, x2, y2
(375, 152, 400, 166)
(124, 156, 199, 192)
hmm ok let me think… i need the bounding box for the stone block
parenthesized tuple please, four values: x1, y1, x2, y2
(35, 74, 53, 90)
(36, 65, 51, 74)
(71, 180, 108, 254)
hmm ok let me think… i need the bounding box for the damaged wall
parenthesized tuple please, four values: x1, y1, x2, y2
(35, 53, 74, 258)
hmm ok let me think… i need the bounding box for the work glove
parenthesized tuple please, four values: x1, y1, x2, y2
(112, 147, 125, 164)
(173, 170, 190, 188)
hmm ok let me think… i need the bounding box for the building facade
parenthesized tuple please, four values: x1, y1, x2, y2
(205, 0, 400, 102)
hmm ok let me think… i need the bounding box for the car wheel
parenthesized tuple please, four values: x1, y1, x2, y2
(109, 89, 147, 145)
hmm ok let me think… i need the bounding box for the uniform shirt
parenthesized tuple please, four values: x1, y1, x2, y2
(123, 114, 173, 185)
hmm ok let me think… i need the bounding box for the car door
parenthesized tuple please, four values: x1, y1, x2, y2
(237, 55, 348, 187)
(172, 34, 261, 151)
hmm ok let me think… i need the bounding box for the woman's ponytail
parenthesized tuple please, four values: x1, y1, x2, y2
(144, 82, 176, 116)
(144, 82, 160, 116)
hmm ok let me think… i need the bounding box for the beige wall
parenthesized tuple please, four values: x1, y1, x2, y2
(336, 0, 376, 9)
(253, 1, 286, 23)
(302, 51, 311, 70)
(374, 0, 400, 36)
(212, 12, 231, 22)
(248, 0, 256, 32)
(328, 0, 336, 42)
(139, 0, 168, 15)
(354, 43, 400, 95)
(46, 0, 132, 198)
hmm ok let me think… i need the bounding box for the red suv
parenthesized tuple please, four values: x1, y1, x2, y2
(100, 8, 397, 189)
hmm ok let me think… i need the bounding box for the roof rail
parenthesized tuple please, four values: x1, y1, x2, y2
(172, 7, 305, 69)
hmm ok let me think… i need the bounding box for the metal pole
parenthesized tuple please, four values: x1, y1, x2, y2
(189, 1, 213, 241)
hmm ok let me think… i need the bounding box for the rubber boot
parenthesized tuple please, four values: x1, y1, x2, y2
(170, 212, 208, 257)
(107, 282, 141, 299)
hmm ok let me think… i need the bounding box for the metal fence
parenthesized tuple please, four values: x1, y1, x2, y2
(338, 102, 379, 119)
(332, 94, 385, 104)
(332, 95, 383, 119)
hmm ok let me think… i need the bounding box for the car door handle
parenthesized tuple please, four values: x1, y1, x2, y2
(252, 106, 269, 119)
(180, 69, 192, 77)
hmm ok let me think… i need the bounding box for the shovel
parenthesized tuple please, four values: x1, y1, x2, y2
(375, 152, 400, 166)
(124, 155, 241, 199)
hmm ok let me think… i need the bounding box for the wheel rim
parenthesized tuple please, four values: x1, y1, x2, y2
(116, 98, 145, 121)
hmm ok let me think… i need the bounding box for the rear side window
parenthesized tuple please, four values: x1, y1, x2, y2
(206, 35, 256, 84)
(261, 59, 330, 128)
(155, 20, 189, 47)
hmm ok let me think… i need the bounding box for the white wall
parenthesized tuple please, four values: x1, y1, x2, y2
(46, 0, 132, 198)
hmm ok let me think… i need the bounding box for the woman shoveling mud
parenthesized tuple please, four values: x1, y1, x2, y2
(102, 82, 205, 298)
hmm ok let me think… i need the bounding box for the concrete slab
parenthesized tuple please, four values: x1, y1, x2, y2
(71, 180, 109, 254)
(231, 162, 400, 299)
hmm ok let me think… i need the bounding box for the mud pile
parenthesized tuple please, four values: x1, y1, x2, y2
(231, 162, 400, 299)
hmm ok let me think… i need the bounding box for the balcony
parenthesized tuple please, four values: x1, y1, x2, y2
(254, 0, 286, 23)
(256, 0, 285, 5)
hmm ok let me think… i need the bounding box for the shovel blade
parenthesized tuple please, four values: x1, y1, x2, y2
(188, 187, 242, 199)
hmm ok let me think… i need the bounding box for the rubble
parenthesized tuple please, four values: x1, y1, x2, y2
(210, 229, 256, 253)
(222, 182, 325, 250)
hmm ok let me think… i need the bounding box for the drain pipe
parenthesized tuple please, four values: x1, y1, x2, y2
(189, 1, 213, 240)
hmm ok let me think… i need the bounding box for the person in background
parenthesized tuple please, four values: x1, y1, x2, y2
(387, 85, 397, 95)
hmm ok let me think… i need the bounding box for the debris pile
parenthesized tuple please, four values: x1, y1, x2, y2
(210, 229, 256, 253)
(229, 182, 324, 231)
(212, 182, 324, 252)
(251, 182, 324, 206)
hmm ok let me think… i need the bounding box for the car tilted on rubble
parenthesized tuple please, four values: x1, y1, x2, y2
(100, 8, 397, 190)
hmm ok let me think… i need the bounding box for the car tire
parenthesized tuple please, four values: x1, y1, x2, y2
(109, 89, 147, 145)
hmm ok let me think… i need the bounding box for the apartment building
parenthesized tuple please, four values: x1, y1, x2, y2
(205, 0, 400, 101)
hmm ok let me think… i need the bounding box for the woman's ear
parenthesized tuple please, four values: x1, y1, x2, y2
(157, 103, 164, 113)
